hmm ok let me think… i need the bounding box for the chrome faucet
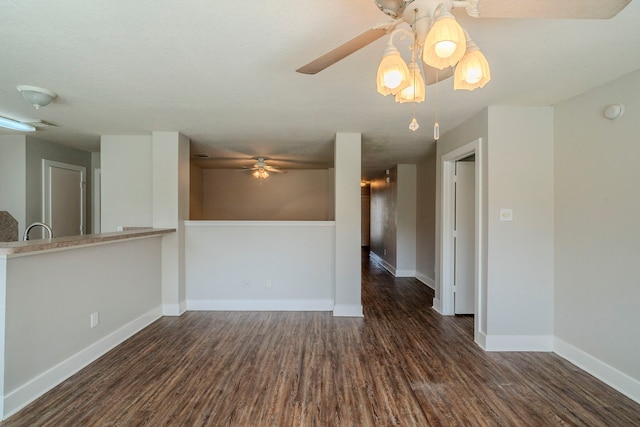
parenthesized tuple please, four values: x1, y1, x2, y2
(23, 222, 53, 241)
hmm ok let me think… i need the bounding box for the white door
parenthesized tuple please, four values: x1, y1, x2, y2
(454, 160, 475, 314)
(43, 160, 86, 238)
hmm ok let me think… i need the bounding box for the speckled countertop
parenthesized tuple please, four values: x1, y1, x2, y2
(0, 228, 175, 256)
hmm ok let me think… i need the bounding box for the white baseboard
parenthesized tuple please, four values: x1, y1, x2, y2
(395, 269, 416, 277)
(2, 306, 162, 420)
(369, 252, 396, 275)
(432, 298, 443, 314)
(477, 331, 487, 350)
(554, 337, 640, 404)
(187, 299, 334, 312)
(333, 304, 364, 317)
(484, 334, 553, 352)
(415, 273, 435, 290)
(162, 304, 184, 316)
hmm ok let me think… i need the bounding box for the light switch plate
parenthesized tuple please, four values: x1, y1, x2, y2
(500, 208, 513, 221)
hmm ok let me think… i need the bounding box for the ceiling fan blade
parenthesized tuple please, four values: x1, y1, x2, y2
(423, 65, 454, 86)
(296, 27, 388, 74)
(472, 0, 631, 19)
(265, 167, 285, 173)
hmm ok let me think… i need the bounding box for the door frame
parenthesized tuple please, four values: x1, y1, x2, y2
(42, 159, 87, 236)
(93, 168, 101, 234)
(439, 138, 484, 344)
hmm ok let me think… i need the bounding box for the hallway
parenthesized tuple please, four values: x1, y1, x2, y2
(2, 254, 639, 426)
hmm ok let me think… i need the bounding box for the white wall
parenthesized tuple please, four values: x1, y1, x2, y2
(396, 164, 416, 277)
(0, 136, 26, 237)
(152, 132, 190, 315)
(485, 107, 554, 346)
(185, 221, 335, 310)
(100, 135, 153, 231)
(0, 236, 163, 418)
(199, 169, 334, 221)
(554, 69, 640, 395)
(435, 107, 555, 350)
(416, 149, 436, 287)
(333, 133, 362, 316)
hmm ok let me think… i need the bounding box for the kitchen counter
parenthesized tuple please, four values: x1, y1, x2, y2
(0, 228, 175, 256)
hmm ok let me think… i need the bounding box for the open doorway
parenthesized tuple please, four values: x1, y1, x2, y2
(42, 159, 86, 238)
(439, 138, 485, 345)
(454, 156, 475, 314)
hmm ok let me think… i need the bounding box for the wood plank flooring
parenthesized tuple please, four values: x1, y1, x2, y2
(2, 252, 639, 426)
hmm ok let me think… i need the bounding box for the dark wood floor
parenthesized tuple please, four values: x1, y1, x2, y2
(3, 252, 639, 426)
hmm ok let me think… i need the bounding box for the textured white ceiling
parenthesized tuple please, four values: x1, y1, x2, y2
(1, 0, 639, 179)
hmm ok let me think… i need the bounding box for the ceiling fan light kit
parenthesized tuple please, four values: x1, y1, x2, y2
(423, 12, 467, 69)
(376, 39, 412, 95)
(396, 60, 426, 103)
(253, 169, 270, 179)
(239, 157, 285, 180)
(453, 37, 491, 90)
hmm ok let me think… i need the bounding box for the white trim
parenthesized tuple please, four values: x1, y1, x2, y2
(369, 251, 395, 275)
(333, 304, 364, 317)
(415, 273, 435, 289)
(93, 168, 101, 234)
(184, 220, 335, 227)
(554, 337, 640, 404)
(477, 331, 487, 350)
(439, 138, 485, 347)
(394, 269, 416, 277)
(187, 299, 334, 312)
(432, 298, 443, 314)
(484, 335, 553, 352)
(162, 303, 186, 316)
(2, 306, 162, 420)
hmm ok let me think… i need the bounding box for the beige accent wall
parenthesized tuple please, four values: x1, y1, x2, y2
(199, 169, 334, 221)
(190, 164, 204, 220)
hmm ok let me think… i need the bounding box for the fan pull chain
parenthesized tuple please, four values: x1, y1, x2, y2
(409, 9, 420, 132)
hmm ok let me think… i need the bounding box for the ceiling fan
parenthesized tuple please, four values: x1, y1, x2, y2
(296, 0, 631, 78)
(238, 157, 286, 179)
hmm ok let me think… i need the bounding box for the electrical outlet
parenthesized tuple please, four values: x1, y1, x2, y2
(244, 280, 250, 289)
(90, 312, 99, 328)
(266, 279, 272, 289)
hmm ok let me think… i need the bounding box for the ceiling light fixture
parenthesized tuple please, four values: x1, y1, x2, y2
(253, 169, 270, 179)
(0, 116, 36, 132)
(17, 85, 57, 109)
(374, 0, 491, 136)
(376, 31, 412, 96)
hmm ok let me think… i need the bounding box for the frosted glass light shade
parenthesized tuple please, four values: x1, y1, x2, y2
(395, 62, 426, 103)
(454, 48, 491, 90)
(17, 85, 57, 109)
(376, 44, 411, 95)
(423, 15, 466, 70)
